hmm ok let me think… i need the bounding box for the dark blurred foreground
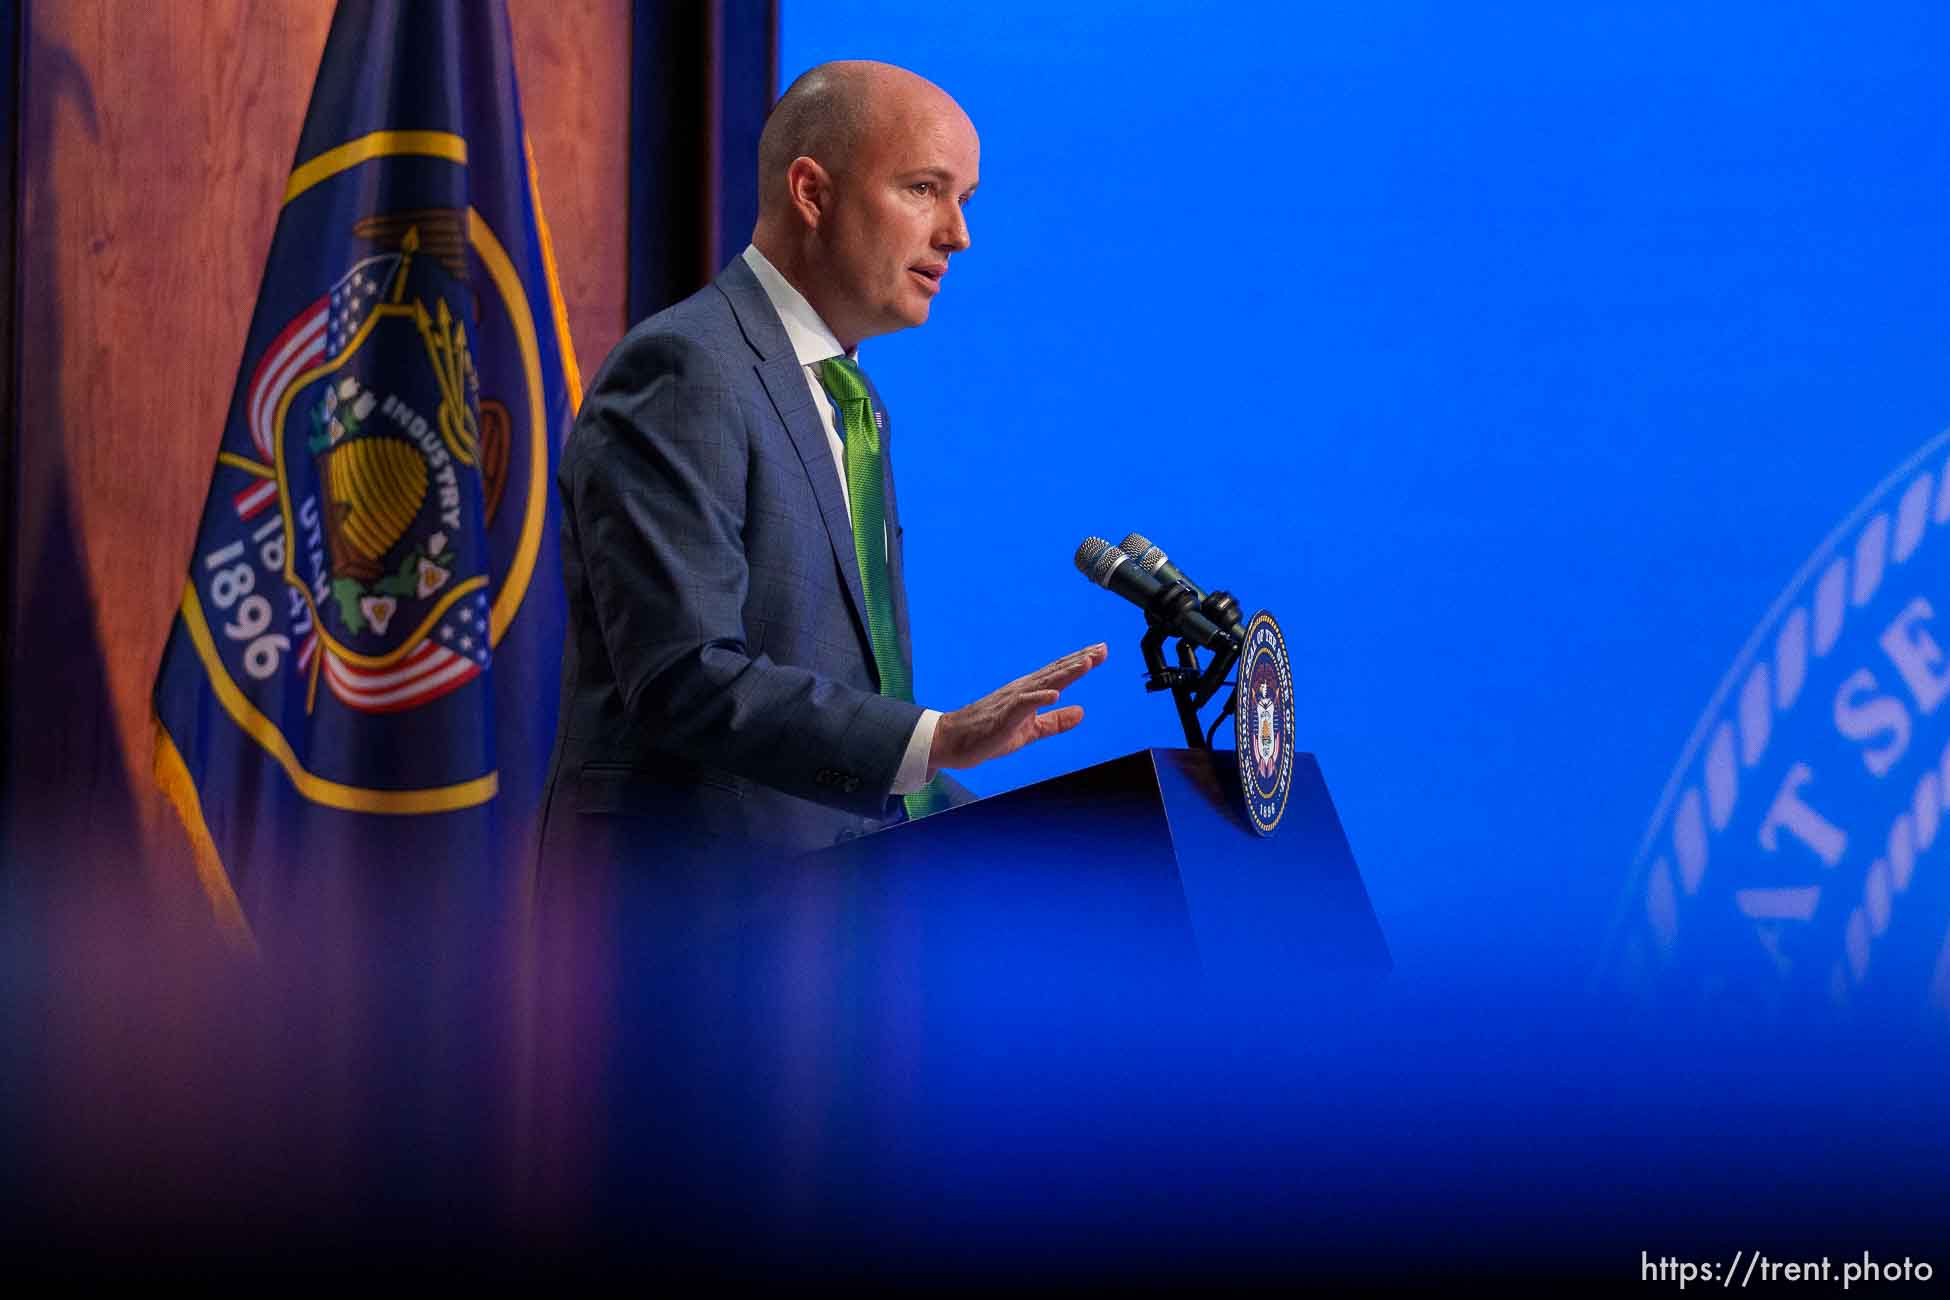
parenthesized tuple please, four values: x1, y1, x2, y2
(7, 831, 1950, 1292)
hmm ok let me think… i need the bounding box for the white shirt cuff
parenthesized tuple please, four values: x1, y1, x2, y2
(891, 709, 942, 795)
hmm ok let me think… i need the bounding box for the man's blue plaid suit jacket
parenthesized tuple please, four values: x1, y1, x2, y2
(537, 255, 972, 878)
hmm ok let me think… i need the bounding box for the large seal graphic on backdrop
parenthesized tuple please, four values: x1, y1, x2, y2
(1605, 432, 1950, 1026)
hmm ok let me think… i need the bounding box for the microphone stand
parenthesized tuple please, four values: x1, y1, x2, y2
(1137, 583, 1243, 749)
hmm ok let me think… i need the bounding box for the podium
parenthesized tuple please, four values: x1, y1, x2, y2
(580, 750, 1390, 1241)
(809, 746, 1390, 992)
(647, 748, 1389, 1034)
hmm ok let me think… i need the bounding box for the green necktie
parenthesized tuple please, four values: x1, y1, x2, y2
(815, 356, 947, 820)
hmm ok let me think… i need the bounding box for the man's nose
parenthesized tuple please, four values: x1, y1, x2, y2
(936, 202, 970, 253)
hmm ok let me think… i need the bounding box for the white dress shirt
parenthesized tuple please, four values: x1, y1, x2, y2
(741, 244, 941, 798)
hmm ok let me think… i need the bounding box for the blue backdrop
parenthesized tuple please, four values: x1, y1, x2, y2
(783, 1, 1950, 1012)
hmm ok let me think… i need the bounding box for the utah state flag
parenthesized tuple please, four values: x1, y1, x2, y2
(151, 0, 578, 947)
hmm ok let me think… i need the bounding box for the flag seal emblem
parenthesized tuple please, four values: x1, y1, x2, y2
(177, 134, 553, 813)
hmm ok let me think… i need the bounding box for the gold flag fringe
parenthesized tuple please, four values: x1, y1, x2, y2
(152, 718, 259, 955)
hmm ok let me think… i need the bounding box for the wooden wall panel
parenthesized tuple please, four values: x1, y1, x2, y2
(12, 2, 336, 898)
(512, 0, 633, 376)
(10, 2, 630, 899)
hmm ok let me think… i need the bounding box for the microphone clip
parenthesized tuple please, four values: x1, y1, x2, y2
(1140, 584, 1241, 750)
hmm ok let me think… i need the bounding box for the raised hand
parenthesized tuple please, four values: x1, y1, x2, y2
(928, 643, 1109, 773)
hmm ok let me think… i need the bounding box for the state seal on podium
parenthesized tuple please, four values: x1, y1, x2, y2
(1234, 610, 1295, 836)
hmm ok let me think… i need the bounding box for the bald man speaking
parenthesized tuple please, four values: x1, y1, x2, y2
(538, 62, 1105, 875)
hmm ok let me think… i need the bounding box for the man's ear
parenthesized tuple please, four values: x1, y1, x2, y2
(786, 156, 830, 229)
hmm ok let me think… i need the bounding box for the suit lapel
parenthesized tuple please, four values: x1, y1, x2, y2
(756, 359, 873, 643)
(717, 261, 873, 658)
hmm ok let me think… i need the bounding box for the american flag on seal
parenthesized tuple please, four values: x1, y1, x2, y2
(244, 254, 400, 462)
(310, 586, 490, 714)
